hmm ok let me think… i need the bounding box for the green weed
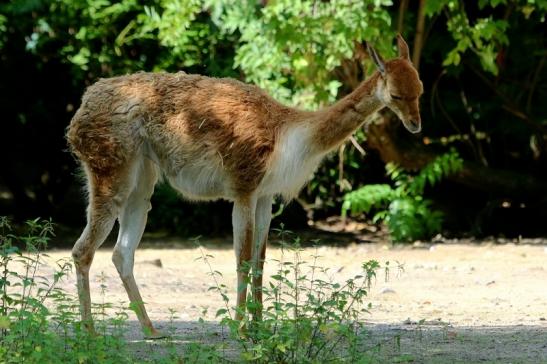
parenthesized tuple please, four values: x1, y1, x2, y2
(199, 229, 393, 363)
(0, 217, 131, 364)
(343, 150, 463, 242)
(0, 218, 397, 363)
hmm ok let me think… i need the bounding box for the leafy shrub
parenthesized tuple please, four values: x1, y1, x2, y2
(342, 150, 464, 242)
(200, 230, 392, 363)
(0, 217, 133, 364)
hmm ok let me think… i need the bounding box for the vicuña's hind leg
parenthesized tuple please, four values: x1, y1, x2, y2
(72, 167, 121, 333)
(111, 159, 162, 338)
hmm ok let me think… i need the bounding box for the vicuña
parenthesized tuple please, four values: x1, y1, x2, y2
(67, 35, 423, 338)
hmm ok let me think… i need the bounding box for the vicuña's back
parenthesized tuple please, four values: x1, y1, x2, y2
(67, 72, 302, 198)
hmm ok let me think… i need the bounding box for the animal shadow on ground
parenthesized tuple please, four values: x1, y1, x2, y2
(121, 320, 547, 363)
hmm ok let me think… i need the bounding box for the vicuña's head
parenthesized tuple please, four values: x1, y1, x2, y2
(367, 35, 423, 134)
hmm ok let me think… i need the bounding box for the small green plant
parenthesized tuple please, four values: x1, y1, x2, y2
(342, 150, 463, 242)
(0, 217, 134, 364)
(200, 230, 391, 363)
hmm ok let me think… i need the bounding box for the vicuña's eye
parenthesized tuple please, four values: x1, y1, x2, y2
(391, 94, 402, 100)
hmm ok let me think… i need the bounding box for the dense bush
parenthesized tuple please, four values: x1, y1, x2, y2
(1, 1, 546, 237)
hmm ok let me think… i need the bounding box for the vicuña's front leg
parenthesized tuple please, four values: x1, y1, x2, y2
(252, 195, 273, 320)
(232, 196, 257, 321)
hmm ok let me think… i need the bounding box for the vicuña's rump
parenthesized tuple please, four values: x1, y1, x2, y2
(67, 35, 423, 338)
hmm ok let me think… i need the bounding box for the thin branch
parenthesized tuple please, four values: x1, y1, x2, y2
(431, 70, 463, 135)
(431, 70, 483, 160)
(464, 60, 547, 133)
(412, 0, 427, 69)
(397, 0, 409, 34)
(459, 86, 489, 166)
(526, 54, 546, 115)
(338, 144, 345, 192)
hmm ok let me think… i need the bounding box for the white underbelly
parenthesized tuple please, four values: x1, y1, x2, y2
(167, 163, 232, 201)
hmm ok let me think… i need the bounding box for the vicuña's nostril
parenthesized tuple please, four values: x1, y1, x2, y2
(407, 119, 421, 133)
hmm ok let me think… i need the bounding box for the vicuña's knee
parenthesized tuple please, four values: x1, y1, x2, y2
(125, 196, 152, 214)
(112, 247, 133, 279)
(72, 240, 94, 270)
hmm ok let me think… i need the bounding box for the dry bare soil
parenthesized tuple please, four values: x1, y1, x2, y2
(43, 229, 547, 363)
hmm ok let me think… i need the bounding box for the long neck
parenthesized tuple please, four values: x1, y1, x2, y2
(307, 72, 384, 153)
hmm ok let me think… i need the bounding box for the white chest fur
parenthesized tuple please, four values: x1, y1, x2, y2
(259, 124, 324, 200)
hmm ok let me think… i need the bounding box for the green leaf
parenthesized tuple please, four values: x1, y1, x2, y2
(425, 0, 451, 16)
(0, 315, 10, 330)
(215, 308, 228, 317)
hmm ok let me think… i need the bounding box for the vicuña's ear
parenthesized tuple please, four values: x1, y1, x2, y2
(397, 34, 410, 61)
(366, 42, 386, 76)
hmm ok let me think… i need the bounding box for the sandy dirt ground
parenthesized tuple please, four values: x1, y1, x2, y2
(38, 230, 547, 363)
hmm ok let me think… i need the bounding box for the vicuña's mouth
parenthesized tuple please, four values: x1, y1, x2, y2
(403, 119, 421, 134)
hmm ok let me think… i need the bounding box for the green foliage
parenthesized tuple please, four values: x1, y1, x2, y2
(343, 151, 464, 242)
(0, 218, 133, 363)
(0, 217, 209, 363)
(425, 0, 546, 75)
(0, 219, 400, 362)
(200, 231, 389, 363)
(140, 0, 204, 63)
(22, 0, 143, 76)
(137, 0, 237, 74)
(2, 0, 547, 234)
(14, 0, 236, 79)
(0, 13, 6, 49)
(211, 0, 394, 108)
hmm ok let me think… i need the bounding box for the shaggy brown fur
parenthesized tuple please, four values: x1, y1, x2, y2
(68, 72, 303, 197)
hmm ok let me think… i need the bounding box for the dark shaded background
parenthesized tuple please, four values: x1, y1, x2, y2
(1, 1, 546, 239)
